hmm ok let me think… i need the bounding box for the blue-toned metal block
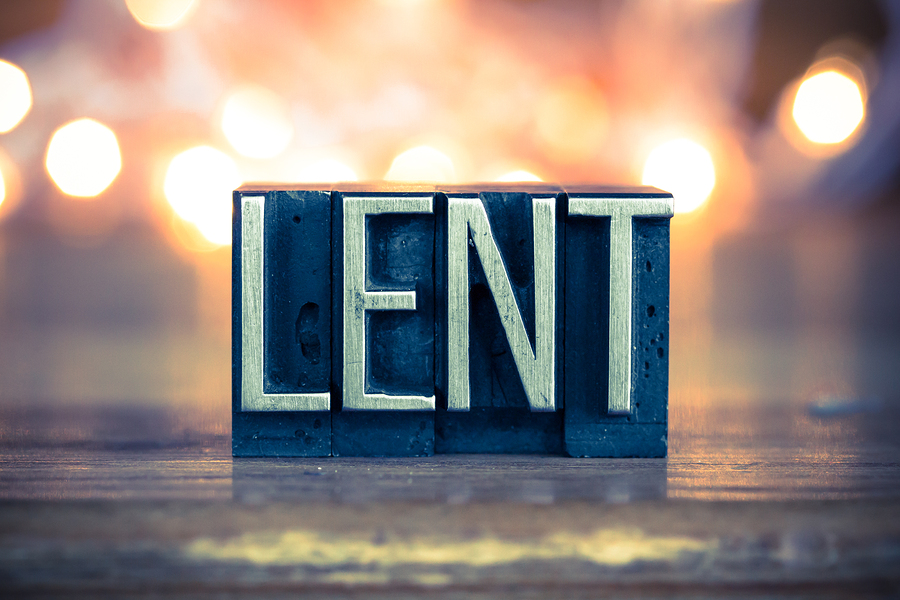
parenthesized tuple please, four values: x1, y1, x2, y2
(232, 189, 332, 457)
(562, 187, 671, 457)
(232, 184, 673, 457)
(330, 186, 436, 457)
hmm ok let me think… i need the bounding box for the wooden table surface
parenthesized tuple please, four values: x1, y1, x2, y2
(1, 401, 899, 598)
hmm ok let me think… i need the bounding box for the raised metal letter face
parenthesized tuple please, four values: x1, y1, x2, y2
(567, 196, 674, 415)
(447, 194, 556, 412)
(241, 195, 330, 411)
(342, 195, 436, 411)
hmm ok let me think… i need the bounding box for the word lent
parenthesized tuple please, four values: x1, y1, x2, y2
(233, 184, 673, 457)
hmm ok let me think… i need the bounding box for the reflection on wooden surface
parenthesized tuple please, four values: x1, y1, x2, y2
(669, 399, 899, 501)
(0, 401, 896, 503)
(1, 402, 898, 597)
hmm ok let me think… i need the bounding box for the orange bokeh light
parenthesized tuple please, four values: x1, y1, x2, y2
(535, 76, 609, 165)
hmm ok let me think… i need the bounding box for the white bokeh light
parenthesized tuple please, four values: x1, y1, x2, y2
(0, 59, 32, 133)
(642, 138, 715, 214)
(164, 146, 241, 246)
(495, 170, 542, 182)
(385, 145, 455, 182)
(792, 70, 864, 145)
(46, 119, 122, 198)
(125, 0, 198, 30)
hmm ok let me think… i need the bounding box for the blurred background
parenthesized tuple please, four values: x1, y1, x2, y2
(0, 0, 898, 449)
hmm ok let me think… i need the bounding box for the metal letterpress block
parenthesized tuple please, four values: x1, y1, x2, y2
(563, 186, 673, 457)
(434, 185, 564, 453)
(232, 183, 673, 458)
(232, 189, 332, 457)
(330, 186, 436, 456)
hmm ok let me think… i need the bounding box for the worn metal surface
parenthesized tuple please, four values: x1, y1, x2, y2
(567, 194, 675, 415)
(447, 193, 556, 412)
(436, 189, 564, 453)
(563, 188, 673, 457)
(341, 195, 435, 411)
(239, 194, 330, 412)
(233, 184, 673, 456)
(331, 189, 437, 456)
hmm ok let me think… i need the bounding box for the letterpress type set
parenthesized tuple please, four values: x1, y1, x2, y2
(233, 184, 673, 457)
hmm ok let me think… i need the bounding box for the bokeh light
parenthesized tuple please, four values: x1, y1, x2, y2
(535, 76, 608, 164)
(385, 145, 456, 182)
(642, 138, 716, 214)
(378, 0, 438, 6)
(0, 148, 21, 219)
(792, 70, 864, 145)
(0, 59, 33, 133)
(125, 0, 198, 31)
(164, 146, 241, 246)
(221, 85, 294, 159)
(495, 170, 542, 182)
(297, 159, 358, 183)
(46, 119, 122, 198)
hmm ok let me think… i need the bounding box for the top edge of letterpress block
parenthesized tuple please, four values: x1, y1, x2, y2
(438, 182, 565, 194)
(336, 182, 438, 194)
(563, 184, 673, 197)
(237, 182, 440, 194)
(236, 183, 335, 193)
(236, 183, 674, 198)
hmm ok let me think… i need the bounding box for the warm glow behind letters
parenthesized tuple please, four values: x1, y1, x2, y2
(385, 146, 456, 182)
(221, 85, 294, 160)
(125, 0, 198, 30)
(0, 59, 32, 133)
(642, 138, 715, 214)
(164, 146, 241, 246)
(792, 70, 865, 145)
(45, 119, 122, 198)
